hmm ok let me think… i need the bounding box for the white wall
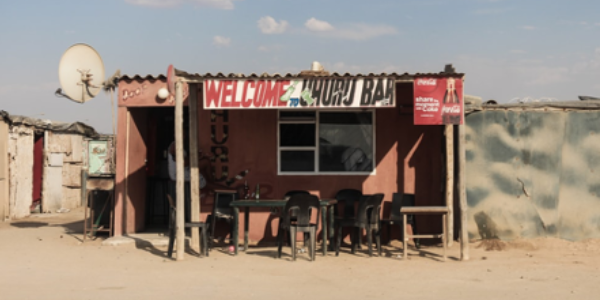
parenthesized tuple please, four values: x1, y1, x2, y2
(5, 126, 87, 219)
(8, 126, 34, 219)
(0, 120, 9, 221)
(43, 132, 84, 212)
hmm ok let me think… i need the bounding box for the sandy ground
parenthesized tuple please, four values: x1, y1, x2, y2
(1, 208, 599, 300)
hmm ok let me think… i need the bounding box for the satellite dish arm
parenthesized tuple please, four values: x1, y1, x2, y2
(55, 88, 84, 104)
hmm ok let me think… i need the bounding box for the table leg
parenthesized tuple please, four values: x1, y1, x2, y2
(442, 214, 447, 261)
(244, 207, 249, 253)
(321, 207, 327, 256)
(403, 214, 408, 259)
(233, 207, 239, 255)
(328, 205, 334, 251)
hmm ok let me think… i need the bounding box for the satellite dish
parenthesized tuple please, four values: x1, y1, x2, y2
(57, 43, 105, 103)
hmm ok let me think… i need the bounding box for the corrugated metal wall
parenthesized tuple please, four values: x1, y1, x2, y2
(465, 109, 600, 241)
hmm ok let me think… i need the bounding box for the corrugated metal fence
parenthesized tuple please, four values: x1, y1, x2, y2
(465, 108, 600, 241)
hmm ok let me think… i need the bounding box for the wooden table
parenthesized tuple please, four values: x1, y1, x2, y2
(401, 206, 449, 261)
(230, 199, 337, 256)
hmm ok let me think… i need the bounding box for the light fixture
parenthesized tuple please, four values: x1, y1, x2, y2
(157, 87, 169, 100)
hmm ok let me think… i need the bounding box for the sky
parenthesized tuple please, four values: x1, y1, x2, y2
(1, 0, 599, 134)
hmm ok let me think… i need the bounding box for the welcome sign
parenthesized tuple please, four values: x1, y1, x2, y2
(203, 77, 395, 109)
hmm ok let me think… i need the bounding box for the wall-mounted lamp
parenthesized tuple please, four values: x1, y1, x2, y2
(157, 87, 169, 100)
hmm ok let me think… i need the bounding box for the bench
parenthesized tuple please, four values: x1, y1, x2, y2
(400, 206, 449, 261)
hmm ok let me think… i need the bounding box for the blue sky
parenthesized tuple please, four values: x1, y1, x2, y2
(1, 0, 599, 133)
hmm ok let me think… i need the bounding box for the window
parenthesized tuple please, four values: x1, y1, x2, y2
(278, 111, 375, 174)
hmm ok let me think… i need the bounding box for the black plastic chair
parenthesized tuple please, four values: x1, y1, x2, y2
(380, 193, 419, 248)
(167, 195, 209, 258)
(330, 189, 363, 249)
(284, 190, 311, 199)
(335, 194, 384, 257)
(207, 190, 237, 250)
(283, 190, 311, 244)
(277, 193, 321, 261)
(334, 189, 363, 219)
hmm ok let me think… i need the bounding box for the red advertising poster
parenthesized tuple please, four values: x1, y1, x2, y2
(413, 76, 464, 125)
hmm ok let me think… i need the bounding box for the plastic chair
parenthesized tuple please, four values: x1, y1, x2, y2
(334, 189, 363, 219)
(379, 193, 419, 248)
(277, 193, 321, 261)
(335, 194, 384, 257)
(167, 195, 209, 258)
(330, 189, 363, 249)
(284, 190, 311, 200)
(283, 190, 311, 244)
(207, 190, 237, 250)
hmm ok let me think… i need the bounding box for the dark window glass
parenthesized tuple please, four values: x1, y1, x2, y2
(319, 112, 373, 172)
(279, 124, 316, 147)
(281, 151, 315, 172)
(319, 112, 372, 125)
(280, 111, 316, 119)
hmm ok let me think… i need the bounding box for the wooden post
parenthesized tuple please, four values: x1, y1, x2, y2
(188, 84, 201, 253)
(458, 123, 469, 261)
(175, 80, 185, 261)
(445, 124, 454, 247)
(123, 111, 131, 236)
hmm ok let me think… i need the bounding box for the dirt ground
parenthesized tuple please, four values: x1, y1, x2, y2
(1, 208, 599, 300)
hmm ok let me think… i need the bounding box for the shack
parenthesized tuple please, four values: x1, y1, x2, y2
(464, 99, 600, 241)
(0, 110, 99, 220)
(113, 64, 469, 257)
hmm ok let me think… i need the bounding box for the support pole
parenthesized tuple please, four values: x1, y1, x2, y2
(175, 80, 185, 261)
(123, 111, 131, 235)
(445, 124, 454, 247)
(458, 123, 469, 261)
(189, 84, 201, 253)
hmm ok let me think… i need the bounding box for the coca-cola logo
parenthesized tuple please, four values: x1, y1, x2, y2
(416, 78, 437, 86)
(442, 105, 461, 114)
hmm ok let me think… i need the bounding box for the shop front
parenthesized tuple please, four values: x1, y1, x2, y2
(113, 68, 467, 259)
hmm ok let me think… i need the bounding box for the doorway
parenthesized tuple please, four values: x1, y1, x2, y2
(31, 133, 44, 213)
(144, 107, 190, 229)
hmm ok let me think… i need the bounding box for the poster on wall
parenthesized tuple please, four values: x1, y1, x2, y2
(203, 77, 395, 109)
(413, 76, 464, 125)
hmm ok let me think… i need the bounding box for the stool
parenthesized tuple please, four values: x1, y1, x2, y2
(167, 195, 209, 258)
(401, 206, 449, 261)
(83, 178, 115, 241)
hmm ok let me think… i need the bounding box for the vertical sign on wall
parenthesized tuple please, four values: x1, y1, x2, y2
(413, 76, 464, 125)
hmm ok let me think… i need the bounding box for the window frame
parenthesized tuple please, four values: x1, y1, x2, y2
(277, 109, 376, 176)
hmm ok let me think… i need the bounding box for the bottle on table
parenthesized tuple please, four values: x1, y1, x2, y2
(243, 181, 250, 199)
(255, 184, 260, 201)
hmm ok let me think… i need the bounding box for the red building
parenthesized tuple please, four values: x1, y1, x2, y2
(114, 68, 461, 246)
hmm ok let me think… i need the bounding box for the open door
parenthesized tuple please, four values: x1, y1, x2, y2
(31, 133, 44, 213)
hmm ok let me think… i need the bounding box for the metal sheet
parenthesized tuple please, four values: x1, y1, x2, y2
(465, 110, 600, 241)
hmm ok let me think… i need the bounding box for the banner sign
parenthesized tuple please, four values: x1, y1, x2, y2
(203, 78, 395, 109)
(413, 76, 464, 125)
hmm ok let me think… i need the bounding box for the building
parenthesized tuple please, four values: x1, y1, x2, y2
(0, 110, 100, 221)
(113, 66, 467, 249)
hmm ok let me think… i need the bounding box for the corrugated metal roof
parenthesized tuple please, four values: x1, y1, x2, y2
(465, 100, 600, 115)
(118, 74, 167, 81)
(119, 69, 464, 81)
(0, 110, 100, 137)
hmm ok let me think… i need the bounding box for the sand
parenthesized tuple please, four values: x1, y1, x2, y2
(1, 208, 599, 300)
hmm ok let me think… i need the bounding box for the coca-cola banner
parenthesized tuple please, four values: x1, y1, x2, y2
(203, 77, 395, 109)
(413, 76, 464, 125)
